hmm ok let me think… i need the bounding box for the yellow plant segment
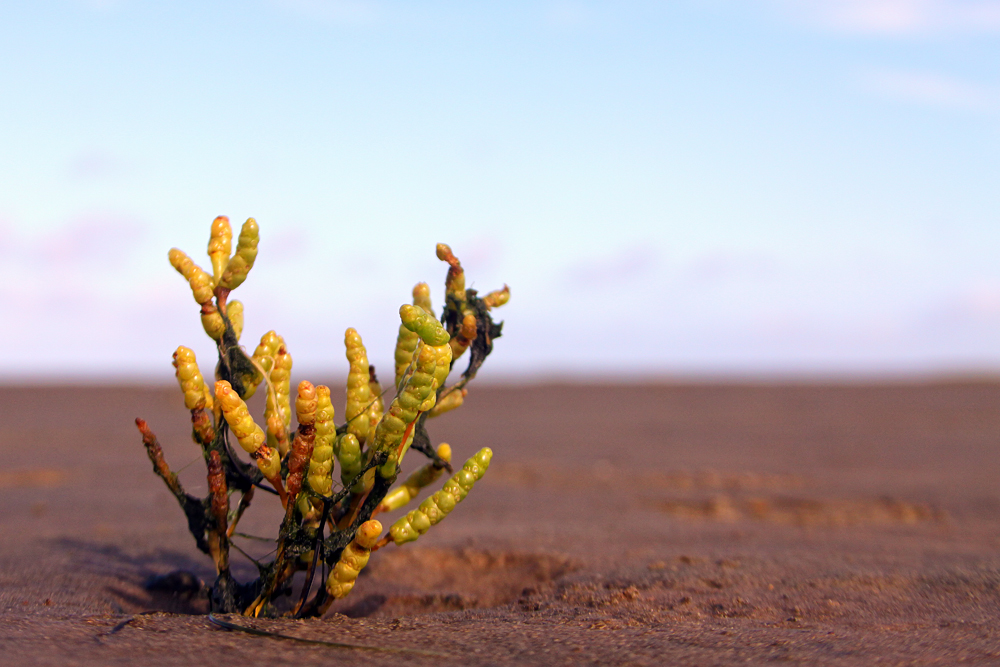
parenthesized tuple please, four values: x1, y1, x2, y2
(400, 308, 451, 414)
(326, 520, 382, 600)
(436, 243, 466, 313)
(252, 331, 283, 373)
(295, 379, 318, 427)
(218, 218, 259, 291)
(399, 304, 450, 347)
(428, 388, 466, 419)
(379, 444, 452, 512)
(227, 300, 244, 341)
(420, 342, 453, 412)
(449, 313, 477, 360)
(433, 343, 454, 387)
(307, 385, 335, 497)
(265, 344, 293, 456)
(170, 247, 225, 341)
(412, 282, 432, 314)
(168, 248, 214, 306)
(274, 346, 293, 431)
(242, 330, 282, 399)
(201, 310, 226, 341)
(442, 447, 491, 501)
(215, 380, 281, 480)
(337, 433, 363, 490)
(168, 247, 219, 339)
(482, 284, 510, 310)
(365, 368, 384, 437)
(265, 415, 287, 459)
(172, 346, 210, 411)
(344, 328, 372, 443)
(393, 326, 419, 389)
(390, 447, 492, 544)
(371, 344, 438, 476)
(393, 283, 431, 388)
(207, 215, 232, 284)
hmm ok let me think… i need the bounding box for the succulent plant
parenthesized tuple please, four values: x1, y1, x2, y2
(137, 216, 507, 617)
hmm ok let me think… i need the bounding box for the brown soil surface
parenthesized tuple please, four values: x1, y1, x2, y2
(2, 382, 1000, 665)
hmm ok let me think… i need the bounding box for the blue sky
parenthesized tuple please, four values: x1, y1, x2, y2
(1, 0, 998, 380)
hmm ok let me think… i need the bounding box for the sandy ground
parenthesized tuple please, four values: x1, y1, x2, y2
(1, 381, 999, 665)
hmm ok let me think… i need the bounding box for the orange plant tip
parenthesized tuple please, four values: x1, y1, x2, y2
(344, 327, 363, 347)
(295, 380, 318, 426)
(483, 284, 511, 309)
(461, 314, 477, 338)
(356, 520, 383, 548)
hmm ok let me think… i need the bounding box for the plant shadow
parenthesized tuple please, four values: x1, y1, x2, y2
(49, 537, 260, 615)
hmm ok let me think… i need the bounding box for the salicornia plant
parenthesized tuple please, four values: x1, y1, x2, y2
(136, 216, 508, 617)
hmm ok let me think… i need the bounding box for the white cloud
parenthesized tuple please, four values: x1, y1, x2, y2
(862, 68, 1000, 111)
(267, 0, 384, 25)
(66, 151, 139, 183)
(562, 243, 659, 288)
(768, 0, 1000, 36)
(0, 215, 146, 272)
(681, 251, 780, 286)
(545, 1, 595, 29)
(71, 0, 128, 12)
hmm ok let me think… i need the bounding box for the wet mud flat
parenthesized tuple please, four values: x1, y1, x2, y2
(1, 381, 999, 665)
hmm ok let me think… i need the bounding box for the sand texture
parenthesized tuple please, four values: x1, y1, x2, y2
(1, 382, 999, 665)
